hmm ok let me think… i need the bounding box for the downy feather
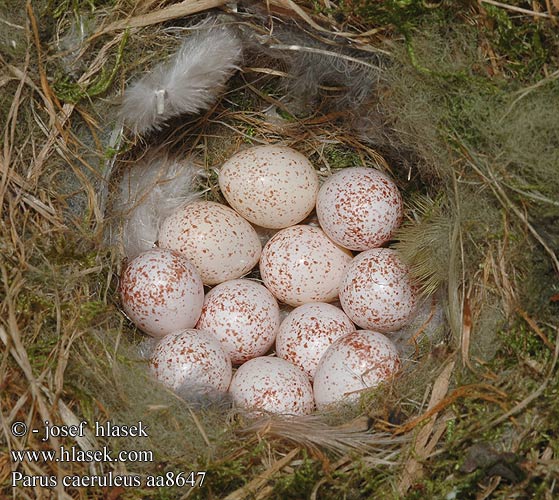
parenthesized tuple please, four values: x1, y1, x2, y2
(113, 153, 203, 259)
(120, 25, 242, 135)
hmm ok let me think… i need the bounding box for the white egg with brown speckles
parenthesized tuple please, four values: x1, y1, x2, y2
(158, 201, 261, 285)
(313, 330, 400, 409)
(339, 248, 419, 332)
(219, 145, 319, 229)
(120, 249, 204, 338)
(150, 329, 232, 392)
(276, 303, 354, 380)
(229, 357, 314, 415)
(260, 225, 352, 307)
(196, 279, 280, 365)
(317, 167, 403, 251)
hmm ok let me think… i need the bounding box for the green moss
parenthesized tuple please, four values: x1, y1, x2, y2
(329, 1, 558, 81)
(482, 4, 556, 80)
(498, 323, 553, 369)
(270, 453, 321, 498)
(320, 144, 363, 170)
(325, 0, 458, 34)
(53, 31, 128, 104)
(26, 334, 59, 372)
(78, 300, 108, 325)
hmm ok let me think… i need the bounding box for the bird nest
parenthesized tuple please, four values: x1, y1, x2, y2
(1, 1, 558, 498)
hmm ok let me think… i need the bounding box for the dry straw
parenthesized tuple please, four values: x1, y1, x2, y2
(1, 0, 558, 498)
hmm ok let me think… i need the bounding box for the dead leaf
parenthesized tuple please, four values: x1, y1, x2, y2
(398, 361, 455, 495)
(461, 443, 524, 483)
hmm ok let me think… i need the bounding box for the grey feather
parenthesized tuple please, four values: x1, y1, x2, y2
(113, 153, 203, 259)
(120, 25, 243, 135)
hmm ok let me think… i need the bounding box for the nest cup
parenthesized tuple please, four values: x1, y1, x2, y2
(106, 13, 450, 487)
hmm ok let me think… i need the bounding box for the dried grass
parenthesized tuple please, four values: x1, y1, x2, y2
(1, 1, 558, 498)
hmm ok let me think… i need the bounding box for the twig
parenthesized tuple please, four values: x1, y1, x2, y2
(480, 0, 558, 20)
(269, 43, 385, 68)
(394, 382, 506, 436)
(26, 1, 60, 119)
(269, 0, 389, 44)
(92, 0, 228, 38)
(269, 0, 328, 33)
(517, 308, 555, 351)
(223, 448, 299, 500)
(398, 361, 455, 494)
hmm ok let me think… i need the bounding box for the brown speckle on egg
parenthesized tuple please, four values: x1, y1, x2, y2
(260, 225, 352, 306)
(313, 330, 400, 409)
(317, 167, 403, 251)
(218, 145, 319, 229)
(120, 249, 204, 337)
(158, 201, 261, 286)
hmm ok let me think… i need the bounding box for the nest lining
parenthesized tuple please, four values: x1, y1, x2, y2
(2, 1, 558, 499)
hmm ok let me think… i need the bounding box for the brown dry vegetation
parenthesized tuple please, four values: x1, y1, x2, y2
(1, 1, 559, 499)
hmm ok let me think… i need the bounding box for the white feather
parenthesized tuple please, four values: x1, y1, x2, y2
(120, 25, 243, 135)
(113, 153, 203, 259)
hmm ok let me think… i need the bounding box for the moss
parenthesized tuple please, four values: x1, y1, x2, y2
(481, 3, 558, 80)
(25, 334, 59, 372)
(53, 31, 128, 104)
(328, 1, 559, 81)
(497, 323, 554, 370)
(320, 144, 363, 170)
(0, 4, 28, 61)
(321, 0, 461, 34)
(270, 453, 321, 498)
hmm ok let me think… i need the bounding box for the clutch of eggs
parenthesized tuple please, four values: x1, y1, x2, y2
(119, 145, 425, 414)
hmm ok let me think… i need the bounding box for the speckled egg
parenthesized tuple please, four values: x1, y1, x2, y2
(150, 329, 232, 392)
(158, 201, 261, 285)
(339, 248, 419, 332)
(313, 330, 400, 409)
(196, 279, 280, 365)
(229, 357, 314, 415)
(219, 145, 319, 229)
(276, 303, 354, 380)
(120, 249, 204, 337)
(316, 167, 403, 251)
(260, 225, 353, 306)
